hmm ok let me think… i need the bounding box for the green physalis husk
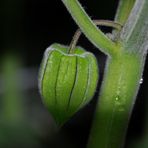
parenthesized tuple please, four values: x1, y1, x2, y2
(39, 43, 99, 125)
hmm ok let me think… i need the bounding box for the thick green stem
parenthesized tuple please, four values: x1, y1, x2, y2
(88, 51, 143, 148)
(61, 0, 119, 57)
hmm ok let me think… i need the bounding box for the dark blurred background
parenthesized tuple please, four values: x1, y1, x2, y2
(0, 0, 148, 148)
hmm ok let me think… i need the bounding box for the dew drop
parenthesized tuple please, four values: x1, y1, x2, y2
(115, 97, 119, 101)
(140, 78, 143, 84)
(115, 96, 123, 106)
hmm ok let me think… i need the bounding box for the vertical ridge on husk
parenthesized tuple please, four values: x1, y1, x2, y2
(68, 55, 89, 115)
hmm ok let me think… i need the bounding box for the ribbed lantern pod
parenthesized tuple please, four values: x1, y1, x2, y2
(39, 43, 98, 125)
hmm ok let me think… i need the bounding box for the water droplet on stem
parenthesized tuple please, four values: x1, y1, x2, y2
(140, 78, 143, 84)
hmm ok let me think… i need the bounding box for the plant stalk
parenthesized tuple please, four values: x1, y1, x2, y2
(87, 51, 144, 148)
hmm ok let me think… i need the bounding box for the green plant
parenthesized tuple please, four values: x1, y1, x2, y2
(39, 0, 148, 148)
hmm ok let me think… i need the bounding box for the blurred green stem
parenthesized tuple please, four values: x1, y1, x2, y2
(2, 55, 23, 123)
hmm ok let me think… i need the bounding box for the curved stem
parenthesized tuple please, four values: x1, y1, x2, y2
(61, 0, 120, 57)
(68, 20, 122, 53)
